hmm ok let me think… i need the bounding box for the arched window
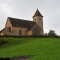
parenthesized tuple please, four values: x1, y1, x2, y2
(9, 28, 11, 32)
(35, 19, 36, 21)
(7, 26, 11, 32)
(19, 30, 22, 36)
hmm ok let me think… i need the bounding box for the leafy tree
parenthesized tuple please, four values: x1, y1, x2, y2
(44, 33, 48, 36)
(48, 30, 58, 37)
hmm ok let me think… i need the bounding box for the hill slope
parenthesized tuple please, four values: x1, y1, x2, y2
(0, 37, 60, 60)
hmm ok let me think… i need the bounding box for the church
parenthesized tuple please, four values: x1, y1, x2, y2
(0, 9, 44, 36)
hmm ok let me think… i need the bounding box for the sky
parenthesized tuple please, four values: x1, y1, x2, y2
(0, 0, 60, 35)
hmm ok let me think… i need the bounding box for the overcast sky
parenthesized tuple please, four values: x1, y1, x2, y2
(0, 0, 60, 35)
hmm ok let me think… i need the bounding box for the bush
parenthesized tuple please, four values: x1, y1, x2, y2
(0, 58, 10, 60)
(0, 39, 8, 46)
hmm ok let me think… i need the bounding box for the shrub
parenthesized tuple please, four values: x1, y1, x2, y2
(0, 39, 8, 46)
(0, 58, 10, 60)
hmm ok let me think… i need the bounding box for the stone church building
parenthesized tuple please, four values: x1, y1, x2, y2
(0, 9, 44, 36)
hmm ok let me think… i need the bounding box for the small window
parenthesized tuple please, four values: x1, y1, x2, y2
(40, 18, 41, 20)
(9, 28, 11, 32)
(35, 19, 36, 21)
(7, 26, 11, 32)
(19, 30, 22, 36)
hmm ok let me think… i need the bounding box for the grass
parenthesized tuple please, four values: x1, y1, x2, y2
(0, 37, 60, 60)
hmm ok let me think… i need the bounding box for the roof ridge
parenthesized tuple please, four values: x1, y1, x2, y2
(8, 17, 33, 22)
(7, 17, 36, 30)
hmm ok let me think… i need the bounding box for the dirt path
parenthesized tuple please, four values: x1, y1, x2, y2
(0, 56, 30, 60)
(11, 56, 30, 60)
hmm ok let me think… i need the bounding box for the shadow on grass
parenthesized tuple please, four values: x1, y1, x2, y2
(0, 38, 34, 48)
(0, 54, 36, 60)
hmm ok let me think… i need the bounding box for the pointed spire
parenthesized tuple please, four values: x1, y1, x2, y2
(37, 8, 38, 10)
(33, 9, 43, 18)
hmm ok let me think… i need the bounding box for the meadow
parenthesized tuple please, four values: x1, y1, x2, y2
(0, 37, 60, 60)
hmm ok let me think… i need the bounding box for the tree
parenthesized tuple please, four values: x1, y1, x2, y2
(44, 33, 48, 36)
(48, 30, 58, 37)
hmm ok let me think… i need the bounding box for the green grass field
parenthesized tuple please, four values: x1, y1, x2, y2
(0, 37, 60, 60)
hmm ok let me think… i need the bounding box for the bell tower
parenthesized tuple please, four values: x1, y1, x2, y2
(33, 9, 43, 35)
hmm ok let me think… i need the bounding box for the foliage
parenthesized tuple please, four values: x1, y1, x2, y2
(48, 30, 58, 37)
(44, 33, 48, 36)
(0, 58, 10, 60)
(0, 39, 8, 46)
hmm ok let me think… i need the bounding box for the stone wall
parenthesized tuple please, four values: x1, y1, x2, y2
(32, 25, 40, 36)
(0, 28, 12, 36)
(26, 31, 32, 36)
(12, 27, 27, 36)
(33, 16, 44, 35)
(5, 18, 13, 30)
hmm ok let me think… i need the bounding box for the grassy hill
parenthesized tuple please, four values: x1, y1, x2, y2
(0, 37, 60, 60)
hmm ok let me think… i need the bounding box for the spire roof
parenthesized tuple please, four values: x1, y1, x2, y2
(33, 9, 43, 17)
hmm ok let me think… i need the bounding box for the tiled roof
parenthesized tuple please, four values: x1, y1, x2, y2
(0, 28, 5, 32)
(8, 17, 36, 30)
